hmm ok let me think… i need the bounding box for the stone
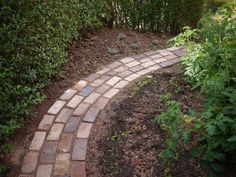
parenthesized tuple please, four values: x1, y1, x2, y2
(118, 70, 133, 78)
(130, 65, 144, 72)
(107, 47, 120, 55)
(130, 42, 140, 49)
(38, 115, 54, 131)
(73, 102, 90, 116)
(64, 116, 81, 133)
(159, 61, 174, 67)
(58, 133, 73, 153)
(95, 84, 111, 94)
(125, 73, 139, 81)
(67, 95, 84, 108)
(71, 161, 86, 177)
(84, 92, 101, 104)
(55, 108, 73, 123)
(152, 39, 159, 46)
(93, 97, 110, 110)
(72, 139, 88, 161)
(120, 57, 134, 64)
(106, 76, 122, 86)
(96, 67, 110, 75)
(39, 141, 57, 163)
(54, 153, 70, 176)
(79, 86, 94, 97)
(84, 73, 100, 83)
(29, 131, 46, 150)
(126, 61, 140, 68)
(103, 88, 119, 99)
(47, 124, 64, 140)
(114, 80, 129, 89)
(36, 164, 53, 177)
(75, 80, 88, 90)
(21, 151, 39, 173)
(47, 100, 65, 115)
(77, 123, 93, 138)
(83, 107, 100, 123)
(60, 89, 77, 101)
(117, 33, 127, 40)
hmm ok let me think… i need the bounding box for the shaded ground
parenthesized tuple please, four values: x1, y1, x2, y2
(87, 65, 208, 177)
(1, 28, 170, 177)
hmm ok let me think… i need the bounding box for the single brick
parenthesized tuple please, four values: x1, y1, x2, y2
(159, 61, 174, 68)
(90, 79, 105, 87)
(132, 54, 145, 60)
(47, 124, 64, 140)
(79, 85, 94, 97)
(54, 153, 70, 176)
(71, 161, 86, 177)
(84, 92, 101, 104)
(120, 57, 134, 64)
(125, 73, 139, 81)
(100, 75, 111, 82)
(83, 107, 100, 122)
(84, 73, 100, 83)
(150, 54, 162, 59)
(47, 100, 65, 115)
(77, 123, 93, 138)
(95, 84, 111, 94)
(139, 57, 152, 63)
(170, 57, 180, 64)
(167, 46, 180, 51)
(114, 80, 129, 89)
(93, 97, 110, 110)
(144, 50, 157, 56)
(36, 164, 53, 177)
(103, 88, 119, 99)
(159, 51, 173, 56)
(153, 58, 167, 63)
(60, 89, 77, 101)
(130, 65, 144, 72)
(106, 70, 117, 76)
(172, 50, 185, 57)
(40, 141, 57, 163)
(137, 69, 151, 76)
(73, 102, 90, 116)
(64, 116, 81, 133)
(118, 70, 133, 78)
(21, 151, 39, 173)
(96, 67, 110, 75)
(29, 131, 46, 151)
(58, 133, 73, 153)
(108, 61, 122, 69)
(55, 108, 73, 123)
(67, 95, 84, 108)
(38, 115, 54, 131)
(164, 54, 177, 60)
(114, 66, 128, 73)
(147, 64, 161, 71)
(72, 139, 88, 161)
(75, 80, 88, 90)
(106, 76, 122, 86)
(126, 61, 140, 68)
(141, 61, 155, 68)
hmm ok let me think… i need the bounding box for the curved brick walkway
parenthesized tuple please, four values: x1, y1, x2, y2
(19, 46, 184, 177)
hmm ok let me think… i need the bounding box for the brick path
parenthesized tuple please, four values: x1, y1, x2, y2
(19, 47, 184, 177)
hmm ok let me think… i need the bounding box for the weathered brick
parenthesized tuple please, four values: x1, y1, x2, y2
(107, 61, 122, 69)
(118, 70, 133, 78)
(77, 123, 93, 138)
(147, 64, 161, 71)
(54, 153, 70, 176)
(126, 61, 140, 68)
(67, 95, 84, 108)
(21, 151, 39, 173)
(96, 67, 110, 75)
(84, 92, 101, 104)
(106, 70, 117, 76)
(38, 115, 54, 131)
(47, 124, 64, 140)
(100, 75, 111, 82)
(36, 164, 53, 177)
(90, 79, 105, 87)
(130, 65, 144, 72)
(95, 84, 111, 94)
(60, 89, 77, 101)
(114, 66, 128, 73)
(55, 108, 73, 123)
(103, 88, 119, 99)
(79, 86, 94, 97)
(150, 54, 162, 59)
(106, 76, 122, 86)
(172, 50, 185, 57)
(137, 69, 151, 76)
(71, 161, 86, 177)
(159, 61, 174, 68)
(120, 57, 134, 64)
(29, 131, 46, 150)
(144, 50, 157, 56)
(167, 46, 180, 51)
(141, 61, 155, 68)
(139, 57, 152, 63)
(159, 51, 173, 56)
(58, 133, 73, 153)
(93, 97, 110, 110)
(170, 57, 181, 64)
(84, 73, 100, 83)
(72, 139, 88, 161)
(125, 73, 139, 81)
(73, 102, 90, 116)
(153, 58, 167, 63)
(74, 80, 88, 90)
(40, 141, 57, 163)
(83, 107, 100, 123)
(164, 54, 177, 60)
(114, 80, 129, 89)
(132, 54, 145, 60)
(47, 100, 65, 115)
(64, 116, 81, 133)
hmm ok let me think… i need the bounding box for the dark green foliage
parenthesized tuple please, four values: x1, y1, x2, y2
(0, 0, 102, 141)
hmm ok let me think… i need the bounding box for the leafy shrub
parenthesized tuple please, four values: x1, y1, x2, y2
(0, 0, 102, 141)
(158, 3, 236, 175)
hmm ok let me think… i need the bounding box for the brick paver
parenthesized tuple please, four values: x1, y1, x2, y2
(20, 47, 183, 177)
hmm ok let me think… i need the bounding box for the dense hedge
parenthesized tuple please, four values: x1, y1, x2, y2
(0, 0, 102, 140)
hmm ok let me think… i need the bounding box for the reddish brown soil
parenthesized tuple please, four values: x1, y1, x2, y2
(87, 65, 208, 177)
(1, 28, 170, 177)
